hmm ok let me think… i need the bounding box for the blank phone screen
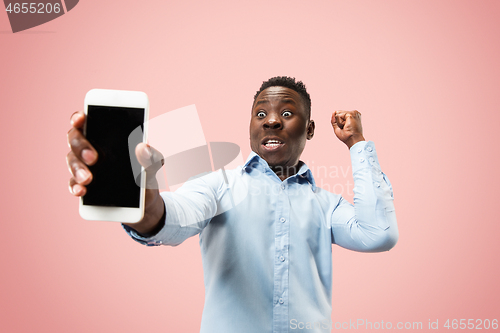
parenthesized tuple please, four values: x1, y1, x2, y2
(83, 105, 145, 208)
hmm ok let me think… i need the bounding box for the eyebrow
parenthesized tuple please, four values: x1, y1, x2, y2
(254, 100, 270, 107)
(280, 98, 297, 106)
(253, 98, 297, 108)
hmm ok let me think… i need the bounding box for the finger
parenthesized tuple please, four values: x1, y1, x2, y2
(343, 111, 364, 138)
(70, 111, 85, 129)
(69, 177, 87, 196)
(67, 127, 98, 166)
(66, 150, 93, 185)
(345, 110, 361, 118)
(334, 111, 346, 129)
(345, 110, 362, 125)
(135, 143, 165, 189)
(331, 112, 340, 128)
(331, 112, 346, 141)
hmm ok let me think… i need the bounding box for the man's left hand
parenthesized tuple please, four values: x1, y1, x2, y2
(331, 110, 365, 149)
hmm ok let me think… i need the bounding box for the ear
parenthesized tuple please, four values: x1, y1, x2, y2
(307, 120, 315, 140)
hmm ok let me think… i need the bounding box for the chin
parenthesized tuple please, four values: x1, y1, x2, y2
(262, 155, 286, 168)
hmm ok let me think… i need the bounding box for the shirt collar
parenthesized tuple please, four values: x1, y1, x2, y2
(242, 151, 317, 191)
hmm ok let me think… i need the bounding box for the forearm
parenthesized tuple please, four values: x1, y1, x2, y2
(331, 141, 399, 252)
(123, 172, 222, 246)
(351, 142, 398, 251)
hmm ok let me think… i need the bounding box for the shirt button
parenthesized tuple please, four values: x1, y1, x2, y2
(357, 148, 362, 153)
(367, 146, 373, 152)
(375, 182, 381, 187)
(280, 256, 285, 262)
(280, 217, 286, 223)
(369, 157, 375, 164)
(279, 298, 284, 304)
(360, 158, 365, 163)
(280, 184, 286, 190)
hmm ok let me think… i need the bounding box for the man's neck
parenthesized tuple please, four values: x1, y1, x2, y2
(269, 161, 304, 181)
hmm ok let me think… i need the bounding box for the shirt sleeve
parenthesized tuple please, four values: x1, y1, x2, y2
(330, 141, 399, 252)
(122, 172, 222, 247)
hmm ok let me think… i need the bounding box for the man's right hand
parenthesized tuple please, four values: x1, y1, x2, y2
(66, 111, 166, 235)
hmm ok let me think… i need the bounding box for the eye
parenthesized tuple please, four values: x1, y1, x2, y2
(257, 111, 266, 118)
(282, 110, 292, 117)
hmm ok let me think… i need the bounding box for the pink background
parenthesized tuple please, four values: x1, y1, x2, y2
(1, 0, 499, 332)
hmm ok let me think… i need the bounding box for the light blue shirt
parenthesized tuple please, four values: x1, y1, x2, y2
(124, 141, 398, 333)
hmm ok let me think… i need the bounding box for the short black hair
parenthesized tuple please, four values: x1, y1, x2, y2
(253, 76, 311, 118)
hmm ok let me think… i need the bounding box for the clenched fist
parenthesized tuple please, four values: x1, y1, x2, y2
(331, 110, 365, 149)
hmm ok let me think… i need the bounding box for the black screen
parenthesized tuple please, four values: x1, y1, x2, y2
(83, 105, 145, 208)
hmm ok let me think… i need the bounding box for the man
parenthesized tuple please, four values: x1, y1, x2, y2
(67, 76, 398, 333)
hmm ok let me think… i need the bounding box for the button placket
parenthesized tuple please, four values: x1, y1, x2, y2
(273, 180, 290, 326)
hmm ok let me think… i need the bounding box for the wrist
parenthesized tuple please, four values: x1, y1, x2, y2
(123, 190, 165, 235)
(345, 134, 365, 149)
(135, 206, 166, 237)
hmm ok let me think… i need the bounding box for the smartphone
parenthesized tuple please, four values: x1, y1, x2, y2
(79, 89, 149, 223)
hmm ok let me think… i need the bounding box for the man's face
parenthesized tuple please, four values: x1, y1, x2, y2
(250, 86, 314, 169)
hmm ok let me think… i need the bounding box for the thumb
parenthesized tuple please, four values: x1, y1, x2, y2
(135, 143, 164, 189)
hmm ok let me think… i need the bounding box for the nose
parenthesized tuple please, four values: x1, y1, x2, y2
(263, 113, 282, 130)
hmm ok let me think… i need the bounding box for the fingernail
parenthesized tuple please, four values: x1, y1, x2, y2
(81, 149, 96, 164)
(70, 113, 81, 126)
(76, 169, 89, 183)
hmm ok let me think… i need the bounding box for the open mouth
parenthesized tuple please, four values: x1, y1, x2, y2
(262, 138, 284, 151)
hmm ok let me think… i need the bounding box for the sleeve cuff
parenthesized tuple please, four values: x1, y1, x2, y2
(349, 141, 381, 174)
